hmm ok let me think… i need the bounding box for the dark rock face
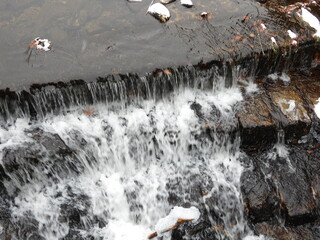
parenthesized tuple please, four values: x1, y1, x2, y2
(239, 70, 320, 239)
(1, 128, 81, 190)
(238, 64, 320, 239)
(0, 128, 100, 239)
(241, 144, 320, 239)
(239, 69, 320, 152)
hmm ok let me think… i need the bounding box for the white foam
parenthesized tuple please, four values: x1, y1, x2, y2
(267, 73, 290, 82)
(315, 98, 320, 118)
(154, 206, 200, 233)
(245, 82, 259, 94)
(99, 220, 151, 240)
(280, 73, 290, 82)
(1, 87, 248, 239)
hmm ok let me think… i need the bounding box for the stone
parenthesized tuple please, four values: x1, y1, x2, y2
(238, 92, 278, 151)
(269, 88, 310, 124)
(241, 168, 279, 223)
(254, 222, 318, 240)
(241, 144, 320, 238)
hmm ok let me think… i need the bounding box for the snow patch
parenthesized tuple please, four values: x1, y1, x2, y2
(315, 98, 320, 118)
(287, 30, 297, 39)
(301, 8, 320, 38)
(155, 206, 200, 234)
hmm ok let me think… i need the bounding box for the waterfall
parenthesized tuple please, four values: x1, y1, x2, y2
(0, 42, 316, 123)
(1, 43, 317, 239)
(0, 78, 272, 239)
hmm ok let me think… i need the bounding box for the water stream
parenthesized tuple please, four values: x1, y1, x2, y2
(0, 73, 270, 239)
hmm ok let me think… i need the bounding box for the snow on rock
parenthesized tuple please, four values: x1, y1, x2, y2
(148, 3, 170, 23)
(154, 206, 200, 234)
(315, 98, 320, 119)
(286, 100, 296, 113)
(271, 37, 277, 44)
(300, 7, 320, 38)
(181, 0, 193, 8)
(287, 30, 297, 39)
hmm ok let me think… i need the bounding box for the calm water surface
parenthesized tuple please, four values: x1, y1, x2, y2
(0, 0, 264, 90)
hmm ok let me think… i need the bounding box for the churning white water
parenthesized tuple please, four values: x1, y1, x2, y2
(0, 85, 267, 240)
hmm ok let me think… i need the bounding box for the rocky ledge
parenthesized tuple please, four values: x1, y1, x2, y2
(239, 66, 320, 239)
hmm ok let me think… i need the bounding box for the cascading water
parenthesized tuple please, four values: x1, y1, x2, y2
(0, 70, 273, 240)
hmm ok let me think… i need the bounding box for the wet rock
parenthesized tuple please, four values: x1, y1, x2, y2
(241, 144, 320, 239)
(254, 222, 319, 240)
(238, 92, 278, 151)
(241, 167, 279, 223)
(268, 87, 311, 141)
(59, 188, 91, 229)
(30, 128, 73, 155)
(62, 229, 94, 240)
(295, 80, 320, 115)
(171, 211, 220, 240)
(67, 129, 88, 148)
(1, 128, 84, 190)
(172, 225, 219, 240)
(3, 218, 45, 240)
(0, 206, 10, 221)
(269, 88, 310, 124)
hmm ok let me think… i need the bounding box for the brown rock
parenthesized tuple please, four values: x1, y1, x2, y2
(254, 222, 317, 240)
(269, 88, 310, 124)
(238, 92, 278, 150)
